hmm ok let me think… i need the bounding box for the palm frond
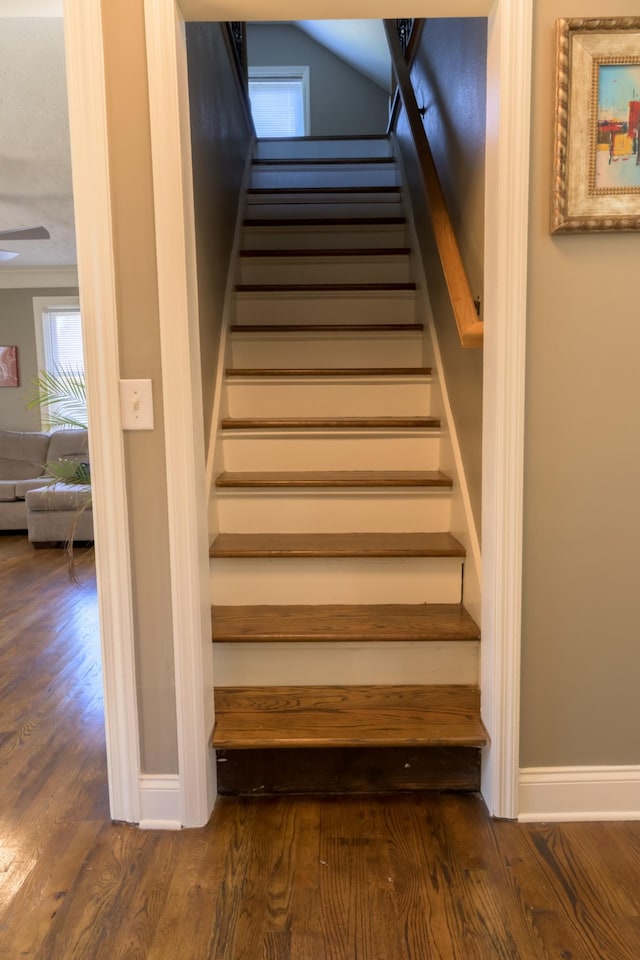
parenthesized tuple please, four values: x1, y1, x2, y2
(28, 366, 88, 431)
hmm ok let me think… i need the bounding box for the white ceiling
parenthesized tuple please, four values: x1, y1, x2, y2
(0, 9, 389, 273)
(0, 13, 75, 270)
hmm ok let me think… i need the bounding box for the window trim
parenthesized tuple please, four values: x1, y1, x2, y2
(248, 65, 311, 137)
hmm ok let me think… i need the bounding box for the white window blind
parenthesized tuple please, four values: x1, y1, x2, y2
(248, 67, 310, 138)
(43, 309, 85, 375)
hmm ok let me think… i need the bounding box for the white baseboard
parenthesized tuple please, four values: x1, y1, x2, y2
(519, 766, 640, 822)
(138, 775, 182, 830)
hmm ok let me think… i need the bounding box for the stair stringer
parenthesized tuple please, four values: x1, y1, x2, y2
(391, 134, 482, 625)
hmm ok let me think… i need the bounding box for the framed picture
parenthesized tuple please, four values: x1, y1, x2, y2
(552, 17, 640, 233)
(0, 346, 19, 387)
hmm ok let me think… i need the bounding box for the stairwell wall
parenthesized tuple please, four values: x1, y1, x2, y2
(185, 23, 254, 450)
(521, 0, 640, 773)
(397, 19, 487, 531)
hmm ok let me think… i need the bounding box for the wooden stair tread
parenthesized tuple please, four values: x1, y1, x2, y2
(252, 156, 396, 166)
(211, 602, 479, 642)
(235, 282, 416, 293)
(215, 470, 452, 488)
(210, 532, 465, 559)
(221, 416, 439, 430)
(225, 366, 432, 377)
(244, 216, 407, 228)
(248, 185, 401, 195)
(239, 247, 411, 258)
(212, 684, 487, 749)
(230, 323, 423, 333)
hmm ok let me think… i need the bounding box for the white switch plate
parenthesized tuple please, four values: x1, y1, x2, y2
(120, 378, 154, 430)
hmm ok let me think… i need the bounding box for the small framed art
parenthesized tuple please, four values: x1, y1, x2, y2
(552, 17, 640, 233)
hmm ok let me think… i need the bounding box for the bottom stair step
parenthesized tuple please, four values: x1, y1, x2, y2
(212, 684, 486, 749)
(212, 684, 486, 796)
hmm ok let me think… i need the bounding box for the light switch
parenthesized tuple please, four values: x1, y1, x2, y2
(120, 378, 154, 430)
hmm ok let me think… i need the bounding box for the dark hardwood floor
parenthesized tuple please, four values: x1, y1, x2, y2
(2, 532, 640, 959)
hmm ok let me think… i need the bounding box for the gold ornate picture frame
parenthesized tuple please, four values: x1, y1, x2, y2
(552, 17, 640, 233)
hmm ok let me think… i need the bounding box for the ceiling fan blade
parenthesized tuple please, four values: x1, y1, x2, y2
(0, 226, 50, 241)
(0, 250, 20, 261)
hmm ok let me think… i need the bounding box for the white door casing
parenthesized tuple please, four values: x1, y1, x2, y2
(64, 0, 531, 824)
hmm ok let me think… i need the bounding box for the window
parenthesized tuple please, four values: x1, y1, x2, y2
(248, 66, 310, 137)
(32, 296, 86, 426)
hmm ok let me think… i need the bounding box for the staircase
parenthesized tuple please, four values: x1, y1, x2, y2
(209, 135, 486, 796)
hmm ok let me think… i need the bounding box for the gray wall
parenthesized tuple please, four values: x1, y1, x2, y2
(0, 287, 79, 431)
(100, 6, 255, 775)
(521, 0, 640, 767)
(186, 23, 254, 448)
(102, 0, 178, 774)
(246, 23, 389, 136)
(397, 19, 487, 529)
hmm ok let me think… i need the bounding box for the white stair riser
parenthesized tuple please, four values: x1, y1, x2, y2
(235, 293, 416, 326)
(242, 223, 408, 250)
(245, 201, 402, 220)
(210, 557, 462, 605)
(250, 166, 400, 189)
(238, 255, 412, 285)
(213, 641, 479, 686)
(216, 491, 452, 533)
(222, 432, 441, 471)
(225, 379, 432, 417)
(230, 333, 424, 368)
(254, 139, 394, 160)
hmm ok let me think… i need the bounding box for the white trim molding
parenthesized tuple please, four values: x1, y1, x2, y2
(480, 0, 533, 820)
(139, 775, 182, 830)
(63, 0, 141, 824)
(144, 0, 216, 828)
(519, 766, 640, 822)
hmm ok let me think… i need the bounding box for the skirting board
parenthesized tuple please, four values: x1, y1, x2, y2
(138, 774, 182, 830)
(519, 766, 640, 822)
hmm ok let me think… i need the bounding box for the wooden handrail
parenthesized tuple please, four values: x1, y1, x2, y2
(384, 20, 483, 349)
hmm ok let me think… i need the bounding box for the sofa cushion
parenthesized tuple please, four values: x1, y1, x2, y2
(0, 480, 17, 501)
(25, 483, 92, 512)
(0, 430, 49, 480)
(46, 429, 89, 465)
(14, 478, 54, 499)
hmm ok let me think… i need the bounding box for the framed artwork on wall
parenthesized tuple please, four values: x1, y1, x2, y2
(552, 17, 640, 233)
(0, 346, 19, 387)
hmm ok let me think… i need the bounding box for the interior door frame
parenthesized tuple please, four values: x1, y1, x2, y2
(64, 0, 532, 824)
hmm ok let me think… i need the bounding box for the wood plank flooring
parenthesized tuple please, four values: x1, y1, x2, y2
(3, 534, 640, 959)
